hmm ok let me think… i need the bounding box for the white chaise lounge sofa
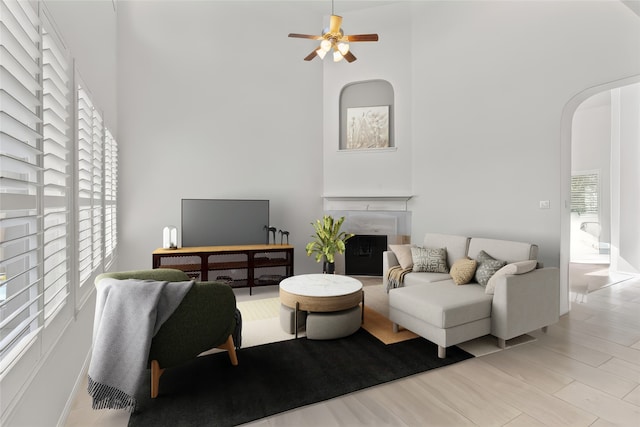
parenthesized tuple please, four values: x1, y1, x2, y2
(383, 233, 560, 358)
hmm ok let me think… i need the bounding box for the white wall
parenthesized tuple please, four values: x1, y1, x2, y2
(617, 83, 640, 272)
(410, 1, 638, 315)
(117, 1, 326, 275)
(323, 3, 413, 198)
(409, 0, 638, 269)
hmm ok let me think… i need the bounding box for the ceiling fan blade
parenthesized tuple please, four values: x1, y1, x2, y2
(329, 15, 342, 34)
(343, 34, 379, 42)
(343, 51, 357, 63)
(303, 49, 319, 61)
(288, 33, 323, 40)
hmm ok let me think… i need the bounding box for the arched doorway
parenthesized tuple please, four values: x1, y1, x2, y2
(560, 77, 640, 312)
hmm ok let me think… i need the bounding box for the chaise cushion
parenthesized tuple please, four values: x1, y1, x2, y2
(402, 271, 453, 286)
(389, 280, 492, 329)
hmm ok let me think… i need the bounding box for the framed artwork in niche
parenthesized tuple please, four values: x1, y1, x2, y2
(345, 105, 390, 149)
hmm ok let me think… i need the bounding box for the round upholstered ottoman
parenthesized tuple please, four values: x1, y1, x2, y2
(305, 305, 362, 340)
(280, 304, 307, 334)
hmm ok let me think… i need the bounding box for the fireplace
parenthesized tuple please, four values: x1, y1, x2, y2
(345, 234, 388, 276)
(323, 196, 412, 275)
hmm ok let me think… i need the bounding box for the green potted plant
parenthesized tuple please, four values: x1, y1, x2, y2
(305, 215, 354, 274)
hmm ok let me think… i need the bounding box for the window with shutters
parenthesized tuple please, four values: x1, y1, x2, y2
(0, 0, 118, 385)
(0, 0, 44, 372)
(571, 172, 599, 215)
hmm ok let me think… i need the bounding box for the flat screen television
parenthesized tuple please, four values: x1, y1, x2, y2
(181, 199, 269, 247)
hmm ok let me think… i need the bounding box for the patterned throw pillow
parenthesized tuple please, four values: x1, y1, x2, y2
(474, 250, 507, 287)
(450, 257, 478, 285)
(411, 247, 448, 273)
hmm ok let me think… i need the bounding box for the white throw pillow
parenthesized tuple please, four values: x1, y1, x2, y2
(485, 260, 537, 294)
(389, 244, 414, 270)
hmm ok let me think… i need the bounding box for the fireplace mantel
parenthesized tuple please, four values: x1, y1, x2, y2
(323, 196, 412, 212)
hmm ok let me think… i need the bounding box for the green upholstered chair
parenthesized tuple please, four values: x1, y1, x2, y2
(95, 268, 239, 398)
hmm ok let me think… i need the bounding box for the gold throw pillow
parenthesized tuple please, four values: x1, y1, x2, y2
(450, 257, 477, 285)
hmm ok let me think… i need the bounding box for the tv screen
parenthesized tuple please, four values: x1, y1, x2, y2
(181, 199, 269, 247)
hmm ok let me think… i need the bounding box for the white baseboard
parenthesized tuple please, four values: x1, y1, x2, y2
(57, 346, 93, 427)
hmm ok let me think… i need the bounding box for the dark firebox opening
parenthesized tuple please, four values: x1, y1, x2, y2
(345, 234, 388, 276)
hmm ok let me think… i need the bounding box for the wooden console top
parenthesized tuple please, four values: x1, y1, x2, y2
(153, 244, 294, 255)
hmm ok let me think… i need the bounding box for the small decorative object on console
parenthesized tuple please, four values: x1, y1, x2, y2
(278, 229, 290, 244)
(162, 226, 178, 249)
(264, 226, 278, 244)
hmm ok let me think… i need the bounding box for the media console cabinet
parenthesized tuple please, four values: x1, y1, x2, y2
(152, 244, 294, 295)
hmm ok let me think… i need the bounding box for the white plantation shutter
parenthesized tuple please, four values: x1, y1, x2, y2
(91, 109, 103, 271)
(0, 0, 118, 397)
(41, 14, 71, 327)
(0, 0, 43, 371)
(76, 83, 93, 287)
(104, 129, 117, 265)
(571, 172, 600, 215)
(76, 79, 107, 302)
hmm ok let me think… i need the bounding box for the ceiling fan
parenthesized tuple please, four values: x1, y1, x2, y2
(288, 1, 379, 63)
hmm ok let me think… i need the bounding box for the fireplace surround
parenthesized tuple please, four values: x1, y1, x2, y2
(323, 196, 412, 275)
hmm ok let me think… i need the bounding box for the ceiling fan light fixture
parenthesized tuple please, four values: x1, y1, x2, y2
(337, 42, 349, 55)
(288, 0, 378, 63)
(320, 39, 332, 52)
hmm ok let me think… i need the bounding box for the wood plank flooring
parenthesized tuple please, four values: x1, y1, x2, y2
(244, 276, 640, 426)
(64, 275, 640, 426)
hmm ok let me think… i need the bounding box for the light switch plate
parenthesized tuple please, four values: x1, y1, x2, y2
(539, 200, 550, 209)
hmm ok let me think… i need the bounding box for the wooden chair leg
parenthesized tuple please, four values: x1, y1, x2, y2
(150, 359, 165, 398)
(217, 335, 238, 366)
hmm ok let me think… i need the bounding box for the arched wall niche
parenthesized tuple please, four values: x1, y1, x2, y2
(339, 79, 395, 151)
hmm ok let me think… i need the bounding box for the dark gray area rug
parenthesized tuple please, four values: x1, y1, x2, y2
(129, 329, 473, 426)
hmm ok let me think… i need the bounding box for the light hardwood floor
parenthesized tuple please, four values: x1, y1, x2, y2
(66, 276, 640, 426)
(243, 276, 640, 426)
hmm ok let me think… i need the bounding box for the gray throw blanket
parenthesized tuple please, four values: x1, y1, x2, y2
(87, 278, 193, 411)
